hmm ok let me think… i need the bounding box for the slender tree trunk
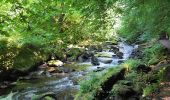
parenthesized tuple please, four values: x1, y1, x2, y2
(58, 1, 65, 33)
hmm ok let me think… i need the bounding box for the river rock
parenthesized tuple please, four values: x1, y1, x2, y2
(46, 67, 57, 73)
(118, 60, 124, 64)
(109, 45, 119, 53)
(47, 60, 64, 67)
(91, 55, 100, 66)
(98, 58, 113, 64)
(116, 52, 123, 59)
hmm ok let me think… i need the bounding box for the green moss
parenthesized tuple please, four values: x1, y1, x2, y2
(64, 63, 91, 71)
(12, 47, 48, 71)
(75, 66, 124, 100)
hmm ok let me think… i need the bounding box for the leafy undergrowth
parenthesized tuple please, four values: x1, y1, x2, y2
(144, 64, 170, 99)
(107, 60, 166, 100)
(75, 59, 141, 100)
(75, 56, 168, 100)
(75, 65, 127, 100)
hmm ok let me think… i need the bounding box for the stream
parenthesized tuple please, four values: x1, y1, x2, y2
(0, 41, 135, 100)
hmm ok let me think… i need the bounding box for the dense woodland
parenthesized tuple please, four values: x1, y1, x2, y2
(1, 0, 170, 100)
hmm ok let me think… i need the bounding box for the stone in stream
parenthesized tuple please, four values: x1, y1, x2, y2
(98, 58, 113, 64)
(47, 60, 64, 67)
(118, 60, 125, 64)
(46, 67, 60, 73)
(109, 45, 120, 53)
(116, 52, 123, 59)
(91, 55, 100, 66)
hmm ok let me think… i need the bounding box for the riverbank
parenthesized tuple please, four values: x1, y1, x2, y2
(76, 38, 170, 100)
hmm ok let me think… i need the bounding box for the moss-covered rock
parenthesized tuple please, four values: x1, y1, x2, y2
(63, 63, 91, 71)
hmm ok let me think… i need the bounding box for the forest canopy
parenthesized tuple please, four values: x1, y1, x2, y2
(1, 0, 170, 70)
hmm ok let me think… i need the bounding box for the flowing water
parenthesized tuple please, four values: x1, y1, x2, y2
(0, 41, 135, 100)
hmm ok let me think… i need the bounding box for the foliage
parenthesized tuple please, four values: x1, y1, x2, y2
(118, 0, 170, 43)
(0, 0, 120, 70)
(143, 43, 163, 65)
(121, 59, 141, 70)
(143, 84, 158, 97)
(75, 66, 123, 100)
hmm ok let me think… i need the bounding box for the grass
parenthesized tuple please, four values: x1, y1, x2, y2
(75, 65, 126, 100)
